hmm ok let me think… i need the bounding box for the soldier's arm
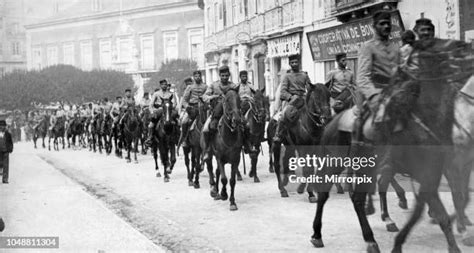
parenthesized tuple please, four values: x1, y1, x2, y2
(202, 84, 215, 103)
(357, 43, 377, 99)
(182, 86, 192, 109)
(280, 75, 291, 101)
(325, 70, 334, 88)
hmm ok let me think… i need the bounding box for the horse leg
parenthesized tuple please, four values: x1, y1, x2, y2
(193, 147, 201, 189)
(153, 147, 161, 177)
(170, 145, 176, 173)
(48, 136, 52, 151)
(311, 191, 329, 248)
(126, 141, 131, 163)
(268, 141, 275, 173)
(184, 147, 193, 186)
(351, 190, 380, 252)
(378, 170, 399, 232)
(42, 136, 46, 148)
(390, 177, 408, 209)
(208, 159, 217, 198)
(250, 152, 260, 183)
(273, 143, 288, 197)
(229, 162, 238, 211)
(218, 160, 228, 201)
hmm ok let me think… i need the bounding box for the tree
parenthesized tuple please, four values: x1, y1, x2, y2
(145, 59, 198, 97)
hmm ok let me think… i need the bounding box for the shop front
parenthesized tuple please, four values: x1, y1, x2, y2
(306, 10, 404, 82)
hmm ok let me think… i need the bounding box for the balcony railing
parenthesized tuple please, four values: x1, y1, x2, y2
(204, 0, 304, 53)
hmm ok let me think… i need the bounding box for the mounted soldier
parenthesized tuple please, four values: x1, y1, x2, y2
(110, 96, 123, 130)
(118, 88, 136, 131)
(145, 79, 179, 146)
(237, 70, 258, 154)
(325, 53, 355, 114)
(178, 71, 207, 149)
(272, 54, 313, 144)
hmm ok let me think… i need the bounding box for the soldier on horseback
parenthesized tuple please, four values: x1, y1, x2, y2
(118, 89, 136, 131)
(110, 96, 122, 130)
(177, 71, 207, 148)
(237, 70, 259, 154)
(272, 54, 313, 144)
(145, 79, 179, 146)
(325, 53, 355, 114)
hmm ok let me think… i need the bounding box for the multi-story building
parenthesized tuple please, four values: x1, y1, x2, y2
(203, 0, 308, 113)
(25, 0, 204, 93)
(0, 0, 72, 76)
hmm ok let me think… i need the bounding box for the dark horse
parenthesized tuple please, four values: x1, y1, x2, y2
(33, 117, 49, 149)
(311, 41, 466, 253)
(244, 88, 269, 183)
(122, 106, 141, 163)
(152, 97, 179, 182)
(67, 117, 85, 149)
(183, 99, 207, 188)
(203, 88, 243, 211)
(101, 114, 114, 155)
(267, 83, 331, 202)
(48, 116, 66, 151)
(89, 112, 104, 153)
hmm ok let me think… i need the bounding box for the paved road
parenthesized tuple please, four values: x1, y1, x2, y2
(1, 142, 474, 252)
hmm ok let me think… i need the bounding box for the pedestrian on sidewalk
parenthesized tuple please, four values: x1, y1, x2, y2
(0, 119, 14, 184)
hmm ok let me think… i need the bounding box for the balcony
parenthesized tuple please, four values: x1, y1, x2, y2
(204, 0, 304, 53)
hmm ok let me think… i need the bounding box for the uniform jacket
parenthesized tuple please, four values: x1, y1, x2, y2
(203, 81, 239, 104)
(150, 90, 175, 108)
(238, 81, 255, 101)
(182, 82, 208, 108)
(280, 70, 312, 101)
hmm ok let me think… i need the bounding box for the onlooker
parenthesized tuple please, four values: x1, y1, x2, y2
(0, 119, 14, 184)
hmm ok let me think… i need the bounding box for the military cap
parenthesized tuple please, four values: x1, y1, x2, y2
(219, 65, 230, 74)
(239, 70, 248, 76)
(125, 88, 132, 92)
(143, 92, 149, 96)
(335, 52, 347, 61)
(372, 10, 391, 23)
(414, 18, 434, 30)
(184, 77, 193, 83)
(289, 54, 300, 61)
(193, 70, 202, 75)
(159, 79, 168, 84)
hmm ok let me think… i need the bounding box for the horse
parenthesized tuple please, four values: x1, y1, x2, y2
(33, 117, 49, 149)
(140, 108, 151, 155)
(243, 88, 268, 183)
(152, 97, 179, 182)
(67, 117, 85, 149)
(101, 114, 114, 155)
(203, 88, 244, 211)
(183, 99, 207, 188)
(48, 116, 66, 151)
(122, 106, 141, 163)
(267, 83, 331, 203)
(312, 41, 467, 253)
(89, 112, 104, 153)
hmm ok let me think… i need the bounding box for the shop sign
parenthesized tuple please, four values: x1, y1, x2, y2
(267, 33, 300, 58)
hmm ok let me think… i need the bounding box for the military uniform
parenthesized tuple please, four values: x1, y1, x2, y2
(238, 81, 255, 113)
(273, 69, 313, 143)
(145, 88, 179, 145)
(0, 120, 13, 184)
(177, 80, 208, 147)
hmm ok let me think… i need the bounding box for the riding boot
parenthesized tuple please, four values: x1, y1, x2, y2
(145, 125, 154, 147)
(177, 121, 189, 148)
(272, 119, 287, 144)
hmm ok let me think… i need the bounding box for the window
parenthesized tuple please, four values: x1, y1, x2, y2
(32, 47, 42, 69)
(99, 39, 111, 69)
(80, 41, 92, 70)
(117, 37, 132, 62)
(140, 35, 154, 69)
(163, 32, 178, 62)
(11, 42, 20, 56)
(214, 3, 218, 32)
(47, 46, 58, 66)
(63, 43, 74, 65)
(188, 29, 203, 67)
(223, 0, 227, 27)
(92, 0, 101, 11)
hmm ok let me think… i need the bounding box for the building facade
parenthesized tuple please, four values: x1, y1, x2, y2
(25, 0, 204, 96)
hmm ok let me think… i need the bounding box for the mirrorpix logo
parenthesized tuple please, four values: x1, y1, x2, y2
(288, 154, 377, 184)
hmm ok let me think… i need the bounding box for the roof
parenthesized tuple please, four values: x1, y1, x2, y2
(27, 0, 197, 28)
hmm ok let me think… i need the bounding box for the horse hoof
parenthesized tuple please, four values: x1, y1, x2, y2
(297, 184, 306, 194)
(462, 232, 474, 246)
(367, 242, 381, 253)
(249, 171, 254, 178)
(230, 204, 238, 211)
(214, 194, 221, 200)
(134, 160, 138, 164)
(308, 196, 318, 203)
(188, 181, 194, 187)
(156, 172, 161, 177)
(280, 190, 289, 198)
(126, 159, 131, 163)
(365, 205, 375, 216)
(194, 182, 200, 189)
(269, 167, 274, 173)
(386, 223, 399, 232)
(164, 177, 170, 183)
(398, 200, 408, 210)
(221, 193, 228, 201)
(254, 176, 260, 183)
(210, 188, 217, 198)
(310, 238, 324, 248)
(237, 175, 243, 181)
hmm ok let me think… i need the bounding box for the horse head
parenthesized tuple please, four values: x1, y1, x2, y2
(250, 88, 267, 124)
(160, 97, 174, 126)
(306, 83, 331, 127)
(222, 87, 242, 132)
